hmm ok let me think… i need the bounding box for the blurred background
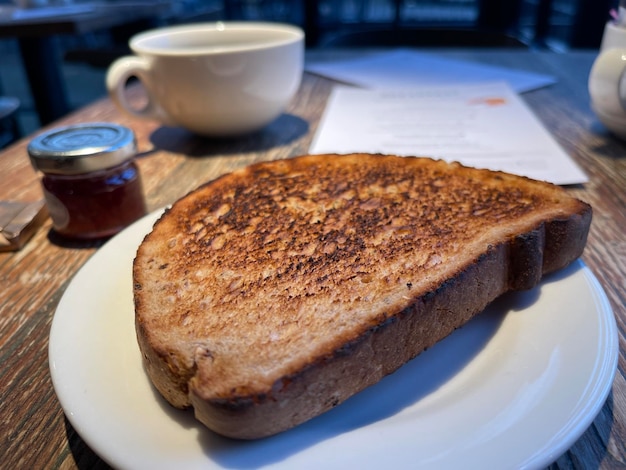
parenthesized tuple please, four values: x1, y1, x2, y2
(0, 0, 617, 144)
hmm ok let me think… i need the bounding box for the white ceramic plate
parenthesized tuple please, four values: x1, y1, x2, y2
(49, 210, 618, 470)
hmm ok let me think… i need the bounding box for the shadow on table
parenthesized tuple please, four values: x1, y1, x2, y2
(588, 122, 626, 159)
(147, 113, 310, 158)
(64, 417, 112, 470)
(47, 230, 110, 249)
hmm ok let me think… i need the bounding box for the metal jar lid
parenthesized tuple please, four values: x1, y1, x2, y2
(28, 122, 137, 175)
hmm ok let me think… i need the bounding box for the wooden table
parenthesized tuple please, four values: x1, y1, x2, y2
(0, 49, 624, 469)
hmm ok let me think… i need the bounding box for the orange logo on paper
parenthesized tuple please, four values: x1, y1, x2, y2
(469, 97, 507, 106)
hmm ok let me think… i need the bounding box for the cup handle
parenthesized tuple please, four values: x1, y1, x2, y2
(106, 56, 172, 124)
(589, 48, 626, 116)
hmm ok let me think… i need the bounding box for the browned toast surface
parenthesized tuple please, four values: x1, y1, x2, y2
(133, 154, 591, 438)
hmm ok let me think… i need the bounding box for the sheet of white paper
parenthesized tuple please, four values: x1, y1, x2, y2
(306, 49, 556, 93)
(309, 82, 587, 185)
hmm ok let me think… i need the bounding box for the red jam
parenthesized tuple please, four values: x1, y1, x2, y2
(28, 123, 147, 240)
(41, 159, 147, 239)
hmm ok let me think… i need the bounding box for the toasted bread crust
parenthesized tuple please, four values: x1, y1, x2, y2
(133, 154, 591, 438)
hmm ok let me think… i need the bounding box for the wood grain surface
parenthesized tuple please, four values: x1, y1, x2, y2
(0, 49, 624, 469)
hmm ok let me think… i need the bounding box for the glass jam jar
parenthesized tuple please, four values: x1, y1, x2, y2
(28, 123, 147, 239)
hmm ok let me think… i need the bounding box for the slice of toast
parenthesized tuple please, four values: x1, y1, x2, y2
(133, 153, 591, 439)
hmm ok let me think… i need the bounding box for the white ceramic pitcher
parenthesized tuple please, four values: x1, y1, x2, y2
(589, 19, 626, 139)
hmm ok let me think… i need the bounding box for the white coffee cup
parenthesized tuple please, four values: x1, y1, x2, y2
(106, 22, 304, 137)
(588, 21, 626, 139)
